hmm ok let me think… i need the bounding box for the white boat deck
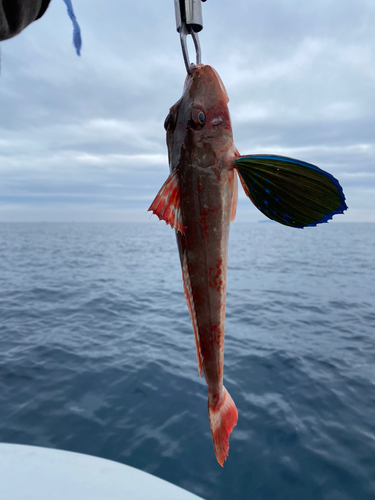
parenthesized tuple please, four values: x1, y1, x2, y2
(0, 443, 204, 500)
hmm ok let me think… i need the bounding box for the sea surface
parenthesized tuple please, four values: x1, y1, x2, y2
(0, 221, 374, 500)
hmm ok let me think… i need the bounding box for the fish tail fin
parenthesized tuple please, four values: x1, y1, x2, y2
(208, 386, 238, 466)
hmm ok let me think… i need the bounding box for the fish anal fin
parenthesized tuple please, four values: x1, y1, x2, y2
(182, 253, 203, 376)
(208, 387, 238, 467)
(148, 171, 184, 233)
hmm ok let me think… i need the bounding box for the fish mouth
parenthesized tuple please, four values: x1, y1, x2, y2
(183, 64, 202, 88)
(210, 67, 229, 103)
(187, 65, 230, 104)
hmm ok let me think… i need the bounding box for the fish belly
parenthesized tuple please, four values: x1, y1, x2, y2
(177, 165, 238, 465)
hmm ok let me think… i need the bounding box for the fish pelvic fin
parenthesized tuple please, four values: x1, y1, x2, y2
(148, 171, 184, 233)
(182, 252, 203, 376)
(208, 387, 238, 467)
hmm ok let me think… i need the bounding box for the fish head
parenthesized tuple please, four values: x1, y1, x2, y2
(164, 65, 234, 170)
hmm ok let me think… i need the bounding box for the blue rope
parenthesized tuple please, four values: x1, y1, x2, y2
(62, 0, 82, 56)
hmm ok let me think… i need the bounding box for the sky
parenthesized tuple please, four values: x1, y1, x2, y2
(0, 0, 374, 223)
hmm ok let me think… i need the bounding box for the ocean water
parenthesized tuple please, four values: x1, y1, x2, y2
(0, 221, 374, 500)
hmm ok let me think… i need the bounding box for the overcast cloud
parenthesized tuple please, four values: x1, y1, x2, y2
(0, 0, 374, 222)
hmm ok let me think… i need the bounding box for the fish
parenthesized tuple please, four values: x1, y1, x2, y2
(149, 64, 347, 466)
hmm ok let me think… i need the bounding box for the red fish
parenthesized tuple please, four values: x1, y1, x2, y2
(149, 64, 346, 466)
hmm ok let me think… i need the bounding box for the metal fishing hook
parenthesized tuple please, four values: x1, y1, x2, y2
(179, 23, 201, 75)
(174, 0, 206, 75)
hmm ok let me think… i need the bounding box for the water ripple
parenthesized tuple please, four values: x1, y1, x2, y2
(0, 222, 375, 499)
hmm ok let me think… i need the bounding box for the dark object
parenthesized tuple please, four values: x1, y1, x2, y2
(0, 0, 51, 41)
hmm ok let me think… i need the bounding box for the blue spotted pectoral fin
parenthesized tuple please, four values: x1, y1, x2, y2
(233, 155, 348, 228)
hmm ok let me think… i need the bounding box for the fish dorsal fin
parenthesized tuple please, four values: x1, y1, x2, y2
(182, 252, 203, 376)
(234, 155, 347, 228)
(148, 171, 184, 234)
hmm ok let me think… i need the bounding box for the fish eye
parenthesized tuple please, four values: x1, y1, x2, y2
(191, 109, 206, 128)
(197, 111, 205, 126)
